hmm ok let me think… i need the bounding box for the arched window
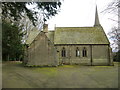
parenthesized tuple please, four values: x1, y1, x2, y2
(76, 47, 80, 57)
(62, 47, 66, 57)
(82, 47, 87, 57)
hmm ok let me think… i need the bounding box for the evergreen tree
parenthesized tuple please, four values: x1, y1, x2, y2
(2, 20, 24, 61)
(2, 2, 61, 26)
(2, 2, 62, 61)
(113, 50, 120, 62)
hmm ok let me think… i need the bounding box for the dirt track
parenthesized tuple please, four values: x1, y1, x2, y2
(2, 61, 118, 88)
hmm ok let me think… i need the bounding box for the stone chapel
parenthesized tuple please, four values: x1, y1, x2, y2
(23, 7, 113, 66)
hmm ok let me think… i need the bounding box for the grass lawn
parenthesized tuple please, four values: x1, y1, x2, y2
(2, 61, 119, 88)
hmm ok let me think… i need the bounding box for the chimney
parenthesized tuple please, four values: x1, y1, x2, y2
(43, 24, 48, 33)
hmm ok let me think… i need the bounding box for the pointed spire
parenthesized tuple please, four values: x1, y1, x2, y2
(94, 5, 101, 27)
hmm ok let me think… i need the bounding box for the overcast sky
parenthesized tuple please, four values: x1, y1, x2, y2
(46, 0, 117, 35)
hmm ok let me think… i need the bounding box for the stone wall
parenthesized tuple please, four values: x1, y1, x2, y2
(92, 45, 110, 65)
(56, 44, 112, 65)
(56, 45, 91, 65)
(24, 31, 112, 66)
(25, 32, 58, 66)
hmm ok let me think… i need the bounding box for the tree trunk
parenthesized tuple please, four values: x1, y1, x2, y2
(7, 54, 9, 61)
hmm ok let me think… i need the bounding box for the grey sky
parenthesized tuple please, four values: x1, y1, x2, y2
(47, 0, 117, 35)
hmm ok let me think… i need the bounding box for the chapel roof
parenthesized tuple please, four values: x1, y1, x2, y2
(26, 6, 110, 45)
(26, 27, 40, 44)
(54, 26, 110, 45)
(48, 31, 54, 43)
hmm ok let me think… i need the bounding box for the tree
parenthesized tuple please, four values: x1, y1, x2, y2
(103, 0, 119, 17)
(2, 1, 62, 45)
(2, 2, 62, 26)
(108, 27, 120, 51)
(103, 0, 120, 50)
(108, 27, 120, 62)
(113, 50, 120, 62)
(103, 0, 120, 61)
(2, 20, 24, 61)
(2, 2, 62, 61)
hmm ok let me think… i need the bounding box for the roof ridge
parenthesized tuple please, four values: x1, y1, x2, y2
(48, 31, 54, 32)
(56, 27, 94, 28)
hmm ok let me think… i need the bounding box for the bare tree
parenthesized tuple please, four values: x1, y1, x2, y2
(108, 27, 120, 51)
(103, 0, 120, 51)
(19, 13, 44, 44)
(103, 0, 119, 16)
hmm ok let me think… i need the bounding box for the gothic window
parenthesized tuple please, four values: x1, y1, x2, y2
(82, 47, 87, 57)
(76, 47, 80, 57)
(62, 47, 66, 57)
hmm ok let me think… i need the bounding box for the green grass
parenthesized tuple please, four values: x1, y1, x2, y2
(94, 66, 112, 67)
(118, 62, 120, 67)
(32, 67, 58, 76)
(26, 65, 80, 77)
(113, 62, 120, 67)
(59, 65, 77, 68)
(2, 61, 22, 64)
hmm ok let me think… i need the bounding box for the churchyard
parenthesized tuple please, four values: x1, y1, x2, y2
(2, 61, 119, 88)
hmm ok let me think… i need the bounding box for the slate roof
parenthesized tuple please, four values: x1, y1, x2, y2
(26, 7, 109, 45)
(26, 29, 54, 45)
(48, 31, 54, 43)
(26, 27, 40, 44)
(25, 26, 110, 45)
(54, 26, 110, 45)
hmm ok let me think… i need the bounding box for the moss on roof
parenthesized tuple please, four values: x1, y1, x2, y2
(26, 28, 40, 44)
(26, 26, 110, 45)
(54, 26, 110, 44)
(48, 31, 54, 42)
